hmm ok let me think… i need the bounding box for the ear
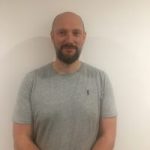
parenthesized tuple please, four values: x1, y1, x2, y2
(83, 31, 87, 41)
(50, 31, 54, 42)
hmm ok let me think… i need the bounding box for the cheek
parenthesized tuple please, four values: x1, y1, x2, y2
(78, 39, 85, 46)
(53, 38, 64, 46)
(52, 35, 65, 43)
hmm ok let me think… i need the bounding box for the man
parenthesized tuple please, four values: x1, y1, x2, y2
(13, 12, 117, 150)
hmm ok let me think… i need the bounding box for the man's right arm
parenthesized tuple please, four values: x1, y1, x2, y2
(13, 123, 40, 150)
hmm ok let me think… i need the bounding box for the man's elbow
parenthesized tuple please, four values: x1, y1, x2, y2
(101, 133, 116, 148)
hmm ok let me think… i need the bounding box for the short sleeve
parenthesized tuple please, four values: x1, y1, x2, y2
(13, 72, 35, 124)
(100, 72, 117, 118)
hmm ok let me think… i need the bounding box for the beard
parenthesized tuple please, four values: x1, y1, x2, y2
(55, 43, 82, 64)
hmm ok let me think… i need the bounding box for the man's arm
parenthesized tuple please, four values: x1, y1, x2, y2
(92, 117, 117, 150)
(13, 123, 40, 150)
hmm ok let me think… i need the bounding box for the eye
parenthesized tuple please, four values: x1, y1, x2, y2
(73, 30, 82, 36)
(58, 30, 67, 36)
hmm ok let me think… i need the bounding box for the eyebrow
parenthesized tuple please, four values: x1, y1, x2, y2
(56, 28, 83, 32)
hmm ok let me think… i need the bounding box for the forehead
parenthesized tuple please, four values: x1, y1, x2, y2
(52, 13, 84, 31)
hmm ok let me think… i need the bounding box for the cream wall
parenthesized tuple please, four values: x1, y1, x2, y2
(1, 0, 150, 150)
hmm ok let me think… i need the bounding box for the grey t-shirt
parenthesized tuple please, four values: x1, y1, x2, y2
(13, 62, 117, 150)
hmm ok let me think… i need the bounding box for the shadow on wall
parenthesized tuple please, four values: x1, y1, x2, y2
(1, 36, 54, 106)
(1, 36, 54, 79)
(10, 36, 54, 73)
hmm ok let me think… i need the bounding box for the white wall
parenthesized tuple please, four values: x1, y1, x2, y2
(1, 0, 150, 149)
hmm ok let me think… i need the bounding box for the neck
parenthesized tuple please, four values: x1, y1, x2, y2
(52, 59, 81, 74)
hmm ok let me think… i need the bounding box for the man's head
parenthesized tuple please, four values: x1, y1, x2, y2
(51, 12, 86, 64)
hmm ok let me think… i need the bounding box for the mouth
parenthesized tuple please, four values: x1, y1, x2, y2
(62, 48, 76, 55)
(61, 44, 77, 49)
(61, 44, 77, 55)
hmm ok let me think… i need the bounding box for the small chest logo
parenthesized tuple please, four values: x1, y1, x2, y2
(87, 89, 90, 95)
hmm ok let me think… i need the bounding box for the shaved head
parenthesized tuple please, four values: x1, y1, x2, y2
(51, 12, 85, 33)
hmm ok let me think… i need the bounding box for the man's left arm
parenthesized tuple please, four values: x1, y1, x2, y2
(92, 117, 117, 150)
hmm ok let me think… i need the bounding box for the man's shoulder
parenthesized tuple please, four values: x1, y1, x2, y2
(82, 62, 111, 83)
(26, 63, 53, 79)
(82, 62, 105, 75)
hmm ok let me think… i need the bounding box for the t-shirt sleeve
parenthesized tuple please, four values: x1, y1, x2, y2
(13, 72, 35, 124)
(100, 72, 117, 118)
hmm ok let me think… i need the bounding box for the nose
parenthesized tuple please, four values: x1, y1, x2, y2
(65, 32, 75, 43)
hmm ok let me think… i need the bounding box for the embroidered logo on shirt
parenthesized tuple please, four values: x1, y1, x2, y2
(87, 89, 90, 95)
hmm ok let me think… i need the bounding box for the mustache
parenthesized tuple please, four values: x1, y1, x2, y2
(61, 43, 78, 50)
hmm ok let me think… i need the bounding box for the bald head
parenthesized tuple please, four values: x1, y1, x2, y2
(51, 12, 85, 33)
